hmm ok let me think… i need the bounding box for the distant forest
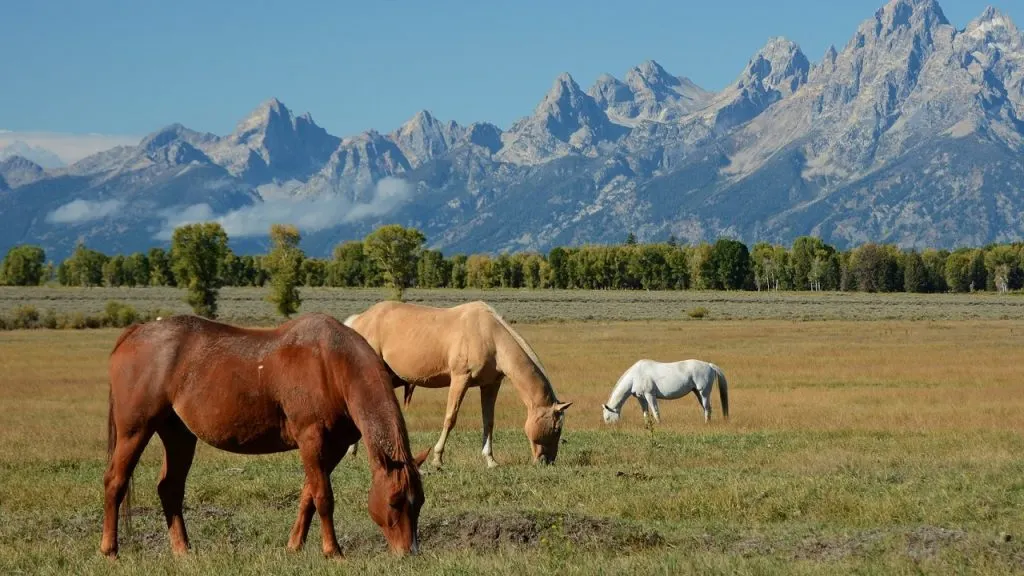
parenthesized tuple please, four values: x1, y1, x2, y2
(2, 225, 1022, 295)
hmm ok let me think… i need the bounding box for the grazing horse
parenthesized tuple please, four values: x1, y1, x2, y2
(343, 300, 572, 468)
(100, 313, 429, 559)
(602, 359, 729, 425)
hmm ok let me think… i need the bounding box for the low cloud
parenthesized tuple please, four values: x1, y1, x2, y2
(46, 199, 124, 224)
(155, 177, 414, 240)
(0, 131, 140, 165)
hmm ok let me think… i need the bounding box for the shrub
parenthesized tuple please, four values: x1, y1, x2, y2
(687, 306, 709, 320)
(104, 301, 138, 328)
(13, 305, 41, 329)
(41, 309, 58, 329)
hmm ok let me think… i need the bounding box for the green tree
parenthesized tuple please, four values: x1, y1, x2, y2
(170, 223, 229, 318)
(1, 244, 46, 286)
(465, 254, 495, 288)
(301, 258, 328, 287)
(449, 254, 469, 289)
(790, 236, 826, 291)
(363, 224, 426, 300)
(265, 224, 305, 317)
(63, 243, 108, 287)
(849, 243, 900, 293)
(921, 249, 949, 293)
(328, 241, 367, 287)
(688, 243, 714, 290)
(148, 247, 174, 286)
(103, 255, 126, 287)
(625, 232, 638, 245)
(416, 250, 449, 288)
(547, 247, 569, 289)
(944, 250, 974, 293)
(706, 239, 752, 290)
(123, 252, 150, 288)
(968, 249, 987, 292)
(902, 250, 929, 293)
(984, 245, 1022, 293)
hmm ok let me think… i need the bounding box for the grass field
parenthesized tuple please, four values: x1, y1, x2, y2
(1, 294, 1023, 574)
(2, 286, 1024, 324)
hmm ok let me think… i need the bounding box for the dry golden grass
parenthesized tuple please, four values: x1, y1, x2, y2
(1, 319, 1023, 574)
(401, 320, 1024, 435)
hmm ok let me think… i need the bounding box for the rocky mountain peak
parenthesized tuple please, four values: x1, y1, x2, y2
(740, 37, 810, 97)
(963, 6, 1022, 50)
(0, 155, 45, 188)
(204, 98, 340, 184)
(588, 74, 633, 109)
(626, 60, 674, 89)
(390, 110, 465, 168)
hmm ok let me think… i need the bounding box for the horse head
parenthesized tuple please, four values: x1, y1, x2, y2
(524, 401, 573, 464)
(601, 403, 621, 424)
(367, 448, 430, 555)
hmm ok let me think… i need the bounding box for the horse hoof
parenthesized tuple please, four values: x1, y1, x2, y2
(323, 548, 344, 560)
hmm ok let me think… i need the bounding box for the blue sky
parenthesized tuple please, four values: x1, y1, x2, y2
(1, 0, 1019, 140)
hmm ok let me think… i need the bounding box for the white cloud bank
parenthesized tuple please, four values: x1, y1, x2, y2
(155, 177, 414, 240)
(46, 199, 124, 224)
(0, 131, 140, 165)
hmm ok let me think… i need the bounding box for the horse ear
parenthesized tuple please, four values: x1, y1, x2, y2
(412, 447, 431, 469)
(554, 401, 573, 413)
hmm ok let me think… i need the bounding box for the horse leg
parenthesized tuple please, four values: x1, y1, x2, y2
(344, 442, 358, 458)
(100, 427, 155, 557)
(433, 373, 471, 467)
(288, 445, 343, 553)
(297, 433, 343, 558)
(643, 393, 661, 424)
(636, 394, 650, 425)
(480, 381, 501, 469)
(693, 390, 707, 422)
(155, 416, 197, 556)
(700, 388, 712, 423)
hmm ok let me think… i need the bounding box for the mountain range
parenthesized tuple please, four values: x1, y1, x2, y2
(2, 0, 1024, 262)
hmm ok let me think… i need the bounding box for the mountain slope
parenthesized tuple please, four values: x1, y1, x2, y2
(2, 0, 1024, 261)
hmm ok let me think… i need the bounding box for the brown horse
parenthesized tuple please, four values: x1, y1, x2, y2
(100, 313, 429, 559)
(343, 300, 572, 468)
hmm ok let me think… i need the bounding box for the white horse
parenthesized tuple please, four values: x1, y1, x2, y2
(602, 359, 729, 425)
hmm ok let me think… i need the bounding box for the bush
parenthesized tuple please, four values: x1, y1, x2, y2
(13, 305, 41, 329)
(141, 308, 174, 322)
(104, 301, 138, 328)
(41, 309, 58, 329)
(687, 306, 709, 320)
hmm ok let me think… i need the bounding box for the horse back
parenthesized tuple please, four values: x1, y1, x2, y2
(349, 301, 498, 384)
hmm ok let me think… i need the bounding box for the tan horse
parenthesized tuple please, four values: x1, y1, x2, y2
(101, 313, 429, 559)
(343, 300, 572, 468)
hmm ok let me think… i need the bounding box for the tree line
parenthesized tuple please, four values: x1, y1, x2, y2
(2, 224, 1023, 318)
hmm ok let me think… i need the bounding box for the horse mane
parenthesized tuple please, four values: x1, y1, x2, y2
(480, 303, 554, 388)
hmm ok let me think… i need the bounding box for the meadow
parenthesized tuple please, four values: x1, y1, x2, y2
(1, 290, 1023, 574)
(2, 285, 1024, 324)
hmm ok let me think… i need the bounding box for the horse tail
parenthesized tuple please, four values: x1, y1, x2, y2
(105, 376, 134, 543)
(108, 323, 142, 541)
(712, 364, 729, 421)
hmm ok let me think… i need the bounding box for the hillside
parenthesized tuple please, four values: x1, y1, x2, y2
(2, 0, 1023, 261)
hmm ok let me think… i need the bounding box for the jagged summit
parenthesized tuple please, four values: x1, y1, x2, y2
(0, 155, 45, 187)
(4, 0, 1024, 261)
(203, 98, 340, 184)
(390, 110, 465, 168)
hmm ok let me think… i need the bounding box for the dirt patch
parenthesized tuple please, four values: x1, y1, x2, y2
(792, 530, 886, 562)
(416, 510, 664, 552)
(905, 526, 967, 561)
